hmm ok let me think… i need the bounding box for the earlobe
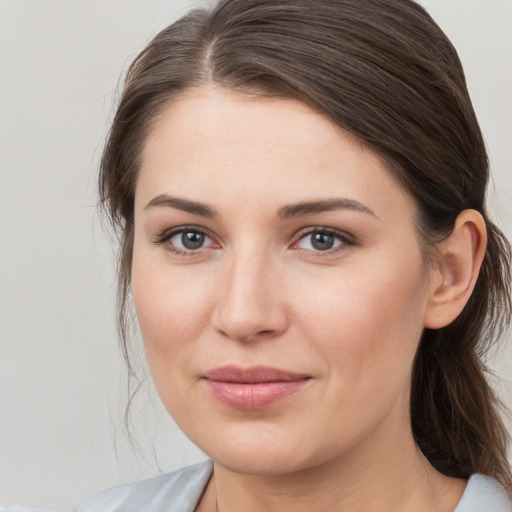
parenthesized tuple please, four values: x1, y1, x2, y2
(423, 210, 487, 329)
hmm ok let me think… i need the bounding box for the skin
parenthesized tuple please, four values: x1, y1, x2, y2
(131, 87, 485, 511)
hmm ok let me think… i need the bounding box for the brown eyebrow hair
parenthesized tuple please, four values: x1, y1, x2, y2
(144, 194, 218, 218)
(144, 195, 376, 220)
(277, 198, 377, 219)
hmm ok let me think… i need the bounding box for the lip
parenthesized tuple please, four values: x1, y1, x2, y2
(201, 365, 311, 410)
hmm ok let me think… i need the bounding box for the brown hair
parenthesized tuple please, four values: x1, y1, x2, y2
(99, 0, 512, 490)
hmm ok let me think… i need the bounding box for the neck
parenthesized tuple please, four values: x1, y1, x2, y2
(198, 403, 465, 512)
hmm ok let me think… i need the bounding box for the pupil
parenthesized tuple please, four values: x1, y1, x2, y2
(311, 232, 334, 250)
(182, 231, 204, 249)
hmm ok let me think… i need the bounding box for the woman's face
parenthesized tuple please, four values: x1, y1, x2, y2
(132, 88, 434, 475)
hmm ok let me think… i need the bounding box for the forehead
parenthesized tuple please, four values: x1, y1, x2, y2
(144, 86, 357, 163)
(136, 87, 415, 222)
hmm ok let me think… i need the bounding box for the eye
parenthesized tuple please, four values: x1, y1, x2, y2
(173, 230, 207, 250)
(295, 228, 350, 252)
(154, 227, 216, 254)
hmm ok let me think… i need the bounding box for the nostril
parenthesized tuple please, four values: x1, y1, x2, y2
(215, 325, 283, 343)
(256, 329, 275, 337)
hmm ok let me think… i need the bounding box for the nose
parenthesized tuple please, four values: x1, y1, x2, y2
(211, 249, 289, 343)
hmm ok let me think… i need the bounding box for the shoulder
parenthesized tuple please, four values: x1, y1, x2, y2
(1, 460, 214, 512)
(454, 474, 511, 512)
(75, 460, 213, 512)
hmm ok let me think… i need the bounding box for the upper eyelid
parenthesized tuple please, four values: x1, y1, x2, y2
(294, 226, 354, 241)
(155, 225, 213, 242)
(152, 226, 218, 256)
(289, 228, 355, 259)
(152, 225, 355, 248)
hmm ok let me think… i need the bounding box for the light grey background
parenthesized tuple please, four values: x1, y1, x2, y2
(1, 0, 511, 509)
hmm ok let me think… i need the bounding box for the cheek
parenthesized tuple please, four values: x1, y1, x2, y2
(131, 250, 214, 378)
(289, 256, 428, 383)
(131, 257, 219, 425)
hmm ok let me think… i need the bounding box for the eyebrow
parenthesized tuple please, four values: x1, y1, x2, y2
(144, 194, 218, 218)
(144, 194, 376, 220)
(277, 198, 377, 219)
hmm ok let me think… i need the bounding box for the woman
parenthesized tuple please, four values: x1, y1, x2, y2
(5, 0, 511, 510)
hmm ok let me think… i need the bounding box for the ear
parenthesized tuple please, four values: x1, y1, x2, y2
(423, 209, 487, 329)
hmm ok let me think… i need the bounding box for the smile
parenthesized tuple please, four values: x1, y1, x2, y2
(202, 365, 311, 410)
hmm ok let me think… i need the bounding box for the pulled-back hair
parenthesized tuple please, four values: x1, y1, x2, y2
(99, 0, 512, 490)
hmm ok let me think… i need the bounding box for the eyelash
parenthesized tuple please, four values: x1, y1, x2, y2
(153, 226, 215, 255)
(153, 226, 355, 257)
(292, 228, 355, 257)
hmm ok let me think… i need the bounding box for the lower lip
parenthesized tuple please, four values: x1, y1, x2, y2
(204, 379, 309, 410)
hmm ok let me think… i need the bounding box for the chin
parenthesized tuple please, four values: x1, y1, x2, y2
(186, 420, 339, 477)
(210, 447, 311, 476)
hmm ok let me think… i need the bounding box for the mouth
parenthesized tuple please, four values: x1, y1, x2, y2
(201, 365, 312, 410)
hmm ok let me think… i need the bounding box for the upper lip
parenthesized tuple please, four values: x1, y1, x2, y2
(202, 365, 311, 383)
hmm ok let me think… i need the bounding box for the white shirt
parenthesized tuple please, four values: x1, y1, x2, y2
(4, 460, 511, 512)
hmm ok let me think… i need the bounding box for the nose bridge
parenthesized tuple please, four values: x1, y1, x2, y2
(213, 243, 287, 342)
